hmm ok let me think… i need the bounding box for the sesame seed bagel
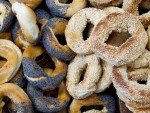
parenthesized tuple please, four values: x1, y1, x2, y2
(112, 65, 150, 104)
(89, 11, 148, 66)
(66, 54, 101, 99)
(65, 8, 107, 55)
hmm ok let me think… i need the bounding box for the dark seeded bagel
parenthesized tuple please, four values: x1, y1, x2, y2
(42, 18, 76, 61)
(27, 82, 70, 113)
(22, 46, 67, 90)
(45, 0, 87, 18)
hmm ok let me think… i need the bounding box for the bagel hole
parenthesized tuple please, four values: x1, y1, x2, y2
(137, 80, 147, 85)
(36, 52, 53, 67)
(83, 22, 94, 40)
(56, 35, 67, 45)
(0, 57, 7, 68)
(59, 0, 73, 3)
(79, 65, 87, 82)
(80, 105, 104, 112)
(66, 0, 73, 3)
(37, 23, 43, 30)
(43, 88, 58, 98)
(105, 31, 131, 47)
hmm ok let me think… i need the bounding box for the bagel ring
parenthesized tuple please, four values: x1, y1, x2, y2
(45, 0, 87, 18)
(69, 94, 116, 113)
(42, 17, 75, 61)
(89, 11, 148, 66)
(0, 83, 34, 113)
(88, 0, 123, 9)
(65, 8, 107, 55)
(66, 54, 101, 99)
(9, 0, 43, 9)
(12, 21, 31, 50)
(12, 2, 40, 44)
(112, 65, 150, 103)
(0, 39, 22, 84)
(27, 81, 70, 113)
(0, 0, 14, 33)
(22, 46, 67, 90)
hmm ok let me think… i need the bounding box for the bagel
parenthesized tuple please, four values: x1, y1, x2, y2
(9, 0, 43, 9)
(22, 46, 67, 90)
(42, 18, 75, 61)
(89, 11, 148, 66)
(27, 81, 70, 113)
(0, 0, 14, 33)
(0, 39, 22, 84)
(45, 0, 87, 17)
(66, 54, 101, 99)
(112, 66, 150, 103)
(65, 8, 107, 55)
(0, 83, 34, 113)
(69, 94, 116, 113)
(12, 2, 40, 44)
